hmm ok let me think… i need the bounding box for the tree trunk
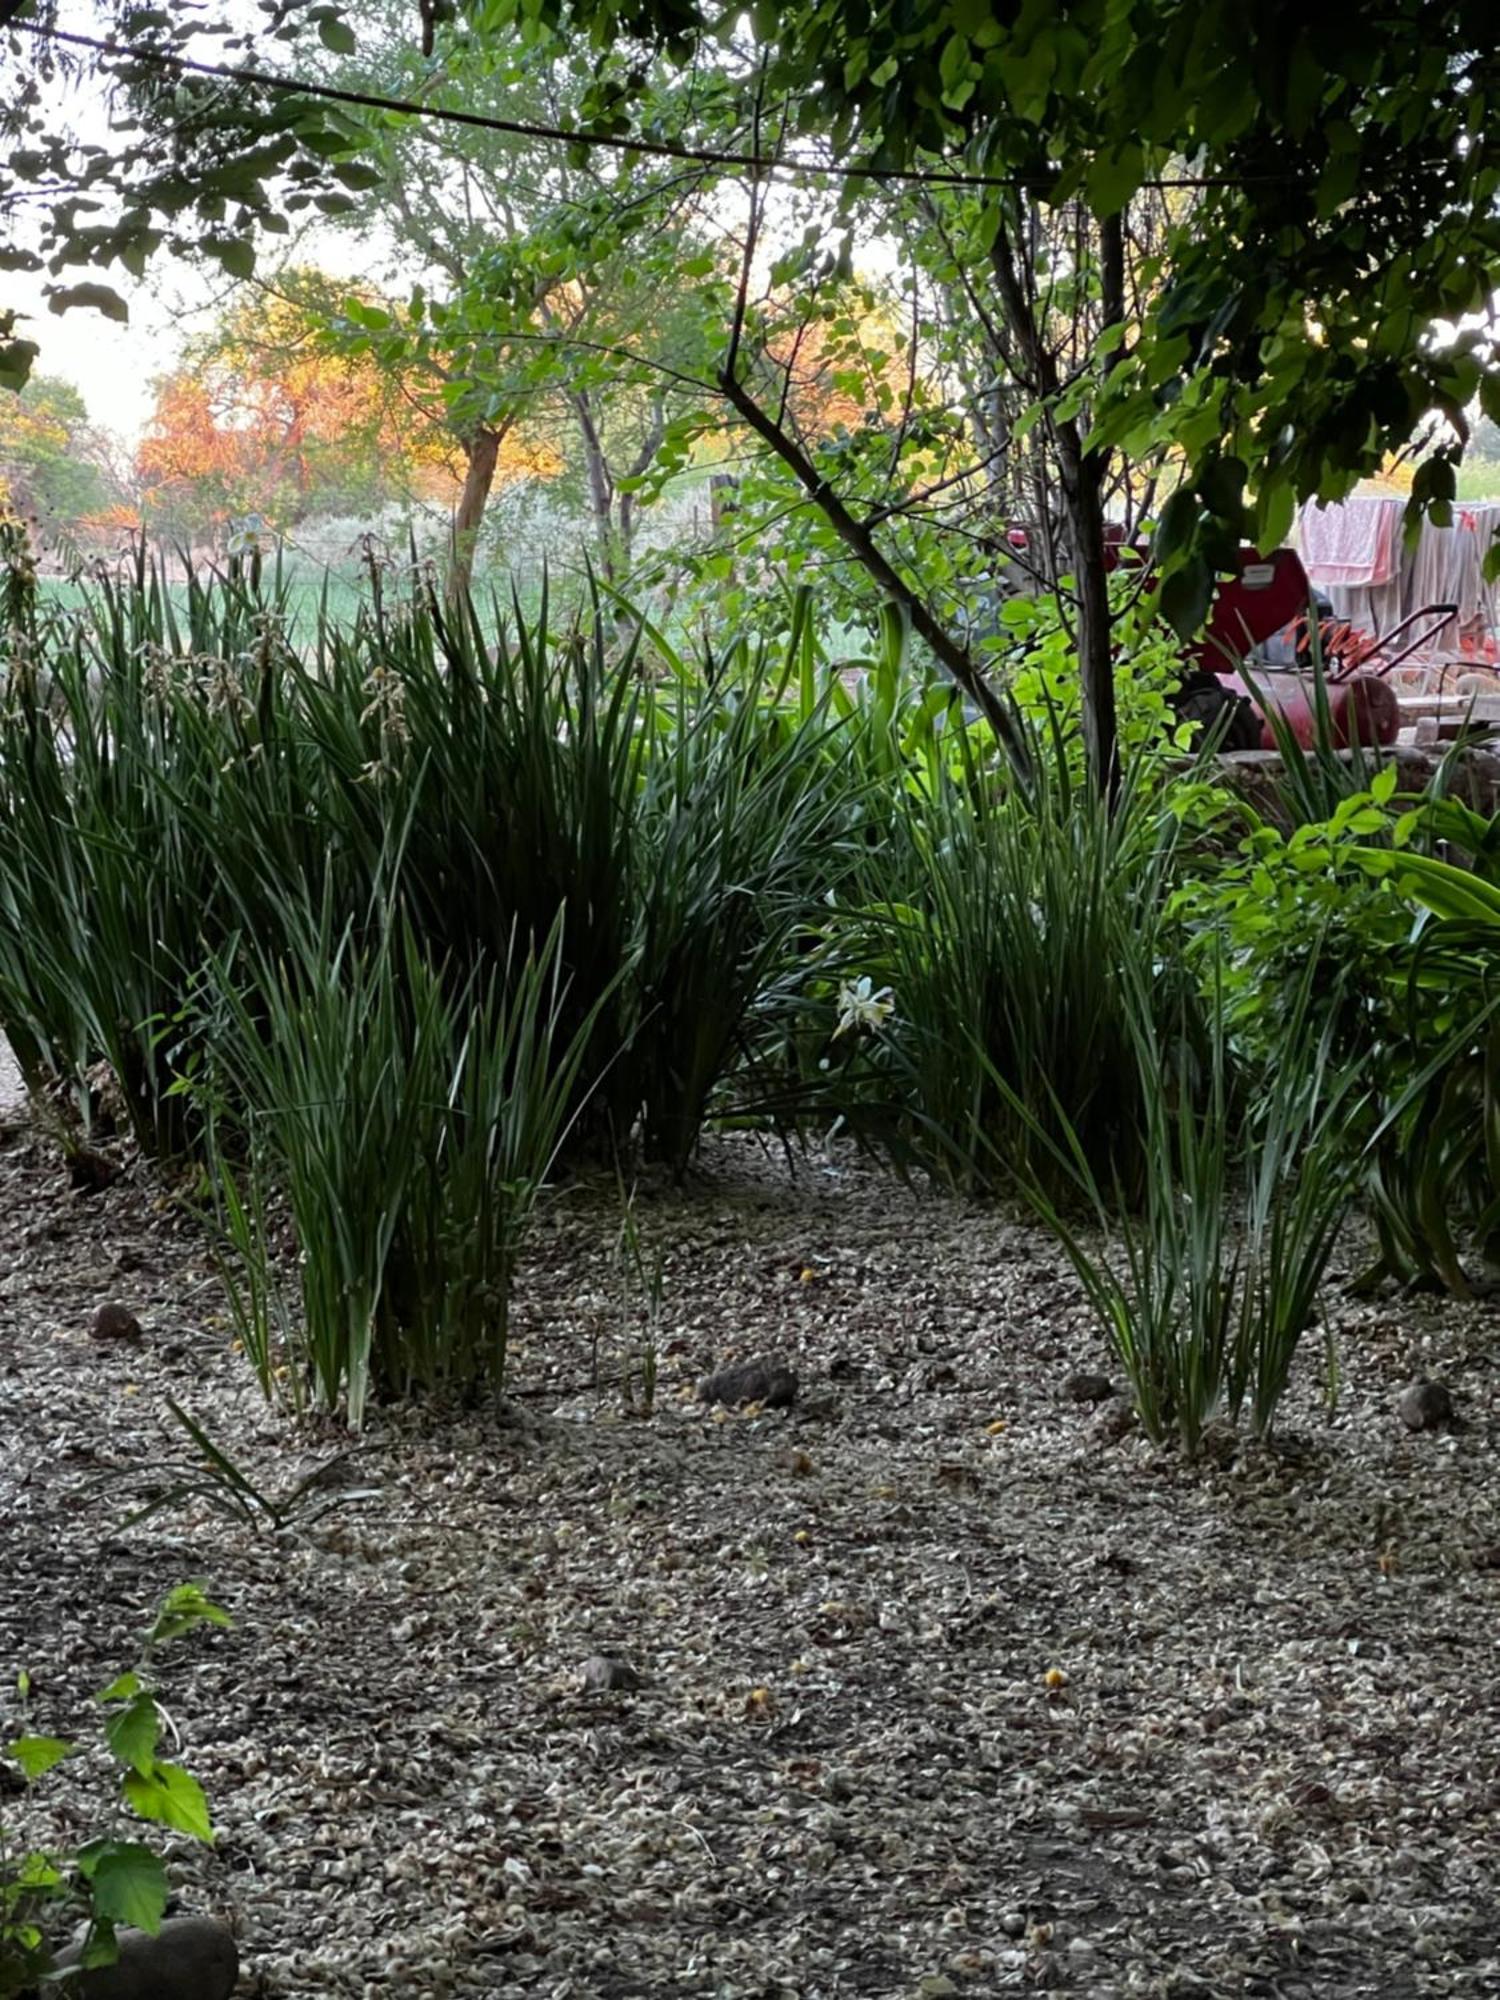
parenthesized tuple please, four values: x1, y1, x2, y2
(571, 390, 617, 579)
(1062, 455, 1119, 800)
(448, 425, 501, 600)
(987, 208, 1121, 799)
(617, 394, 667, 568)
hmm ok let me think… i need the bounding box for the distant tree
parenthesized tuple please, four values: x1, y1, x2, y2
(8, 0, 1500, 790)
(134, 278, 523, 546)
(0, 376, 114, 531)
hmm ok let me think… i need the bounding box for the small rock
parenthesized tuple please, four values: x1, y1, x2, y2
(699, 1355, 798, 1410)
(49, 1916, 238, 2000)
(90, 1301, 143, 1344)
(1397, 1378, 1453, 1432)
(1092, 1397, 1137, 1443)
(934, 1462, 982, 1495)
(580, 1654, 641, 1694)
(67, 1147, 120, 1194)
(1065, 1371, 1114, 1404)
(1472, 1544, 1500, 1573)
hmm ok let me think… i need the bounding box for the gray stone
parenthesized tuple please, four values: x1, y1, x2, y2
(1064, 1371, 1114, 1404)
(49, 1917, 238, 2000)
(1092, 1398, 1137, 1443)
(698, 1355, 798, 1410)
(580, 1653, 641, 1693)
(90, 1301, 142, 1343)
(1397, 1378, 1453, 1431)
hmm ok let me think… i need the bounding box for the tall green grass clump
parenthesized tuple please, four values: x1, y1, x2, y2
(0, 557, 321, 1151)
(623, 663, 863, 1171)
(825, 730, 1178, 1195)
(202, 900, 599, 1425)
(0, 552, 861, 1176)
(999, 960, 1363, 1452)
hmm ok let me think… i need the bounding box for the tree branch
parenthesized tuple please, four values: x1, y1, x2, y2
(716, 362, 1030, 779)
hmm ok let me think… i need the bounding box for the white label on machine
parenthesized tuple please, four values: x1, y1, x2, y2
(1242, 563, 1275, 588)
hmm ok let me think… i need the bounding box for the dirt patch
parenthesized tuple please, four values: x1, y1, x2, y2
(2, 1118, 1497, 1997)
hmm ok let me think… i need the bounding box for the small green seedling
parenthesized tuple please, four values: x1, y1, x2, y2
(0, 1585, 229, 1995)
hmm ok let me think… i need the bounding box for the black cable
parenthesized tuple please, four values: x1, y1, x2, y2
(9, 16, 1304, 194)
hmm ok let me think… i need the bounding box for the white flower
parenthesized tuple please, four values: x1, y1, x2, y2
(834, 976, 895, 1037)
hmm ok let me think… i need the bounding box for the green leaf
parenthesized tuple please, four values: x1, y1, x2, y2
(1374, 850, 1500, 924)
(207, 238, 256, 281)
(1155, 487, 1199, 563)
(96, 1671, 143, 1704)
(47, 284, 129, 323)
(76, 1841, 169, 1933)
(78, 1919, 120, 1971)
(123, 1763, 214, 1843)
(105, 1694, 160, 1779)
(147, 1583, 232, 1647)
(1159, 558, 1215, 639)
(1086, 143, 1145, 218)
(318, 14, 357, 52)
(5, 1735, 73, 1781)
(0, 337, 40, 392)
(1256, 477, 1297, 553)
(1200, 455, 1249, 520)
(14, 1850, 63, 1893)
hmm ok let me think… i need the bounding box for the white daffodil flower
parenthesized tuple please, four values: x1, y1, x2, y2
(834, 975, 895, 1037)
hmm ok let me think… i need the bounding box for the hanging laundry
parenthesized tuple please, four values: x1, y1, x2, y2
(1298, 496, 1401, 587)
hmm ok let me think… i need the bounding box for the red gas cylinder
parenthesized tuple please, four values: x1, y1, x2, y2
(1224, 669, 1400, 750)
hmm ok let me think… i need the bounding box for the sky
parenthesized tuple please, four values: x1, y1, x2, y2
(7, 3, 372, 448)
(12, 233, 376, 447)
(13, 270, 190, 443)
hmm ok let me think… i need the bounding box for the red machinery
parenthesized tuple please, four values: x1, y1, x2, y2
(994, 528, 1458, 750)
(1187, 547, 1458, 750)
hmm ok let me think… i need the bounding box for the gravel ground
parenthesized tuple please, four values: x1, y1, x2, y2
(2, 1105, 1499, 1999)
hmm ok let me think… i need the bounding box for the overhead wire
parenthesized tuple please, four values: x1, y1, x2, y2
(9, 15, 1304, 194)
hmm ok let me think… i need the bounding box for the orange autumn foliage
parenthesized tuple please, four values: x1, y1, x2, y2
(762, 303, 913, 442)
(136, 338, 452, 539)
(135, 286, 561, 539)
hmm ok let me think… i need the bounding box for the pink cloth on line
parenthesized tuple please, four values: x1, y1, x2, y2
(1299, 497, 1400, 588)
